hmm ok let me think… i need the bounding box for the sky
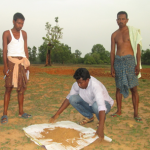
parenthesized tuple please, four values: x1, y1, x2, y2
(0, 0, 150, 57)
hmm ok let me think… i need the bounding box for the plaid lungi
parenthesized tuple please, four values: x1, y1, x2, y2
(114, 55, 138, 98)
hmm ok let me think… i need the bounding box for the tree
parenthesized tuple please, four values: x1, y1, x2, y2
(91, 44, 105, 54)
(91, 53, 100, 64)
(103, 50, 110, 63)
(52, 43, 71, 64)
(91, 44, 110, 64)
(74, 49, 82, 58)
(84, 56, 96, 64)
(32, 46, 37, 62)
(84, 53, 96, 64)
(69, 53, 77, 63)
(38, 42, 47, 63)
(70, 49, 82, 64)
(28, 46, 32, 61)
(43, 17, 63, 66)
(141, 49, 150, 64)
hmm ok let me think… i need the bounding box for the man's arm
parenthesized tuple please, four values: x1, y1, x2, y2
(49, 98, 70, 123)
(92, 85, 106, 140)
(96, 111, 105, 141)
(49, 82, 78, 123)
(110, 33, 116, 77)
(22, 31, 29, 72)
(3, 31, 9, 76)
(135, 44, 141, 76)
(22, 31, 29, 59)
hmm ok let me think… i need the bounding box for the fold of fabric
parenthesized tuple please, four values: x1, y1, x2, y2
(7, 56, 30, 88)
(128, 26, 142, 78)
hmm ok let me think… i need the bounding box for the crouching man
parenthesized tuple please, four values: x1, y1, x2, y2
(49, 68, 114, 141)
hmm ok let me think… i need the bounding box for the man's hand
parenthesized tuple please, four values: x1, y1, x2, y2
(111, 67, 115, 77)
(135, 65, 140, 76)
(3, 67, 9, 76)
(49, 99, 70, 123)
(96, 126, 104, 142)
(49, 115, 59, 123)
(92, 126, 104, 142)
(25, 66, 30, 73)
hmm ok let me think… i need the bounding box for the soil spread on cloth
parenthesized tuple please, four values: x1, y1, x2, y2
(38, 127, 84, 148)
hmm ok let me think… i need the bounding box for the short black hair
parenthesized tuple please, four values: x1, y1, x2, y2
(73, 68, 91, 80)
(13, 13, 25, 21)
(117, 11, 128, 19)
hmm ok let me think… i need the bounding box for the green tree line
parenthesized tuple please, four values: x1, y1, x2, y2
(0, 47, 150, 65)
(38, 43, 110, 64)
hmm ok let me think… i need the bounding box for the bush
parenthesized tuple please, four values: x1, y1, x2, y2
(84, 56, 96, 64)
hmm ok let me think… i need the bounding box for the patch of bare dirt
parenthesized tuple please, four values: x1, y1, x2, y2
(28, 65, 150, 79)
(1, 65, 150, 79)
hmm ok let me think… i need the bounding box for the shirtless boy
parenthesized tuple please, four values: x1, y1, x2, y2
(110, 11, 142, 122)
(1, 13, 31, 124)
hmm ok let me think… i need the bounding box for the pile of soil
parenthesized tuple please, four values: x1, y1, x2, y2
(38, 127, 83, 148)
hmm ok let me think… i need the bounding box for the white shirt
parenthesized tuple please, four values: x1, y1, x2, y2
(66, 76, 114, 112)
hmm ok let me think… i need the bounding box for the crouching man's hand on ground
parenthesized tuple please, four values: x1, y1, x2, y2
(94, 126, 104, 142)
(92, 126, 104, 142)
(49, 98, 70, 123)
(49, 115, 59, 123)
(94, 110, 105, 142)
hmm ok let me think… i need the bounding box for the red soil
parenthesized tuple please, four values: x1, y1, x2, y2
(0, 65, 150, 79)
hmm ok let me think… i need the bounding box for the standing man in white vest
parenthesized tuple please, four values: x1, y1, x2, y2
(1, 13, 31, 124)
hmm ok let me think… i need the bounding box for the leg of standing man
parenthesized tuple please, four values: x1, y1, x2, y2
(111, 88, 122, 117)
(17, 89, 31, 118)
(18, 91, 25, 116)
(130, 86, 142, 122)
(1, 87, 13, 124)
(17, 63, 31, 118)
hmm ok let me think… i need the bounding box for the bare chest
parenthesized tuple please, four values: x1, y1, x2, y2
(115, 30, 130, 44)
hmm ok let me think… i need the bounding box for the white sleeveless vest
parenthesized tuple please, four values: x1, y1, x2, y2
(7, 30, 26, 57)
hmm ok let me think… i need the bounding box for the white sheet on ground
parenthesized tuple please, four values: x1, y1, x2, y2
(23, 121, 112, 150)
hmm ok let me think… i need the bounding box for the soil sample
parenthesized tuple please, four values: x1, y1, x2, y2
(38, 127, 83, 148)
